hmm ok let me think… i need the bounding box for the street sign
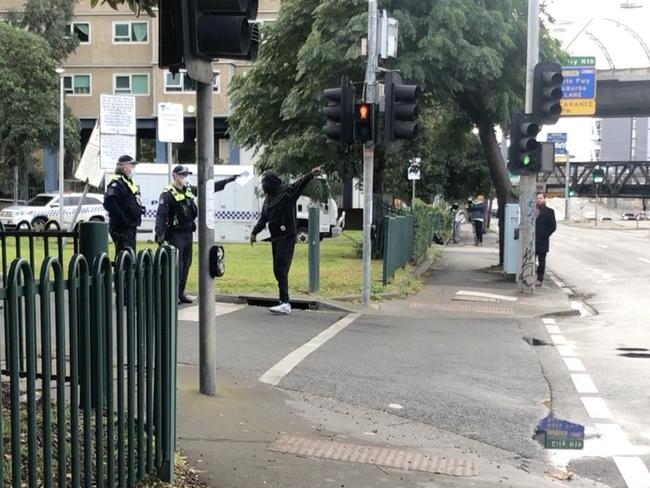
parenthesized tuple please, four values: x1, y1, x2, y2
(157, 102, 185, 143)
(561, 57, 596, 116)
(547, 133, 568, 163)
(407, 157, 421, 180)
(536, 413, 584, 450)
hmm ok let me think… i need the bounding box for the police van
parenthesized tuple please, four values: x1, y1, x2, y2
(0, 192, 107, 231)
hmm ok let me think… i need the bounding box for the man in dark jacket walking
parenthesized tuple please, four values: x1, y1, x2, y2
(250, 166, 321, 314)
(103, 155, 145, 254)
(535, 192, 557, 286)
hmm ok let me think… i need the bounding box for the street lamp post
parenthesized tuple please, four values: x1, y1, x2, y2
(55, 68, 65, 227)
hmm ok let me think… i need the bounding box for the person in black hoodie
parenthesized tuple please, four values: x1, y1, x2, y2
(250, 166, 321, 314)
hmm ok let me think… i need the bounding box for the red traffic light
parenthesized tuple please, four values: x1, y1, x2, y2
(357, 103, 370, 121)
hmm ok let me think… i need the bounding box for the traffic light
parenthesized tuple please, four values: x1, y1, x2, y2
(508, 112, 540, 174)
(353, 102, 375, 143)
(322, 75, 354, 147)
(533, 62, 564, 125)
(592, 167, 605, 184)
(158, 0, 184, 72)
(384, 72, 421, 148)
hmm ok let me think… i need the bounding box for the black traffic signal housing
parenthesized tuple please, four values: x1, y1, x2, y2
(508, 112, 541, 174)
(533, 62, 564, 125)
(158, 0, 184, 73)
(353, 102, 375, 144)
(322, 75, 354, 147)
(592, 167, 605, 184)
(384, 72, 421, 149)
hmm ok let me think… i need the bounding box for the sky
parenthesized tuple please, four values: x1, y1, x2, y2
(536, 0, 650, 161)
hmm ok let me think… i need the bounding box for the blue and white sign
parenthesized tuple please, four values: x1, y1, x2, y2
(561, 57, 597, 116)
(547, 133, 568, 163)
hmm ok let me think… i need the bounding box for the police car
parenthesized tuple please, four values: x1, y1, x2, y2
(0, 192, 107, 231)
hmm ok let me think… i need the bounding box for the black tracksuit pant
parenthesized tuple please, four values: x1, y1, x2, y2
(536, 251, 547, 282)
(271, 236, 295, 303)
(169, 232, 193, 297)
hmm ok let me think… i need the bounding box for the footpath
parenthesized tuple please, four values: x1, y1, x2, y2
(174, 225, 602, 488)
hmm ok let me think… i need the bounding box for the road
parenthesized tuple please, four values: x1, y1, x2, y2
(547, 223, 650, 487)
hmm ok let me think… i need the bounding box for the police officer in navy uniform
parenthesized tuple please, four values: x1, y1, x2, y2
(103, 154, 145, 254)
(155, 165, 241, 304)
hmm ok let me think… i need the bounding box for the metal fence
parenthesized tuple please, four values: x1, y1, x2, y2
(0, 225, 178, 487)
(382, 215, 414, 285)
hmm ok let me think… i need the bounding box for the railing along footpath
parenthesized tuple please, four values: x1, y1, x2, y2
(0, 221, 178, 487)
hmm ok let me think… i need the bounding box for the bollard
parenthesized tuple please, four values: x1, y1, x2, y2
(308, 207, 320, 293)
(78, 221, 109, 409)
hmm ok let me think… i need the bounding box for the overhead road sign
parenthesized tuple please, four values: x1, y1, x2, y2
(561, 57, 596, 116)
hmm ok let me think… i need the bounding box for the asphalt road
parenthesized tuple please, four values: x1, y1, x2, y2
(547, 223, 650, 487)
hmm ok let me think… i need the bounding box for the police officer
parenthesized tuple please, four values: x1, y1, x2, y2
(155, 165, 241, 304)
(103, 155, 145, 254)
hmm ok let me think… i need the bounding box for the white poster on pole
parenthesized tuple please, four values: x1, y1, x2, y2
(74, 122, 105, 187)
(408, 158, 421, 180)
(100, 134, 137, 169)
(157, 102, 184, 143)
(205, 179, 215, 229)
(100, 94, 136, 135)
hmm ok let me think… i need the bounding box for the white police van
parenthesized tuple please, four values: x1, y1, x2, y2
(0, 192, 107, 231)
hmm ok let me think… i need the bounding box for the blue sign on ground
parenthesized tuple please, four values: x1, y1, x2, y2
(562, 67, 596, 99)
(536, 413, 585, 450)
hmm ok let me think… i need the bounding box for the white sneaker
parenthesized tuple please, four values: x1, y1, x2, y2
(269, 302, 292, 314)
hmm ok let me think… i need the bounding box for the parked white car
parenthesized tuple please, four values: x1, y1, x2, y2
(0, 192, 107, 231)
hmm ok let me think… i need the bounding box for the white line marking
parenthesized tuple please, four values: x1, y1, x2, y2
(637, 257, 650, 265)
(542, 318, 556, 325)
(597, 244, 609, 249)
(568, 236, 579, 241)
(455, 290, 518, 302)
(571, 374, 598, 394)
(581, 397, 613, 419)
(613, 456, 650, 488)
(557, 345, 576, 357)
(563, 357, 585, 371)
(596, 424, 630, 449)
(546, 325, 562, 334)
(259, 313, 361, 386)
(623, 232, 644, 238)
(551, 334, 568, 345)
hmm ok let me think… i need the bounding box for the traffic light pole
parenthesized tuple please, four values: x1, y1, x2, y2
(197, 81, 217, 395)
(361, 0, 379, 305)
(564, 157, 571, 221)
(517, 0, 539, 294)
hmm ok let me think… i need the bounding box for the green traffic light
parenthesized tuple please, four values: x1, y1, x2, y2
(523, 154, 530, 166)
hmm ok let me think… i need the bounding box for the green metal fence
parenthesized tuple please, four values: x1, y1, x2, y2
(0, 227, 178, 487)
(382, 215, 414, 285)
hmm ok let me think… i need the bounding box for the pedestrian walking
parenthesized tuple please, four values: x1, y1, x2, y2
(469, 195, 487, 246)
(249, 166, 321, 314)
(155, 165, 240, 304)
(535, 191, 557, 286)
(103, 154, 145, 254)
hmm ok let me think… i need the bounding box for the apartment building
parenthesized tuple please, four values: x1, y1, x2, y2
(1, 0, 280, 185)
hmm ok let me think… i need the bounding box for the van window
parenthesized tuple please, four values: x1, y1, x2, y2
(64, 197, 81, 206)
(26, 195, 54, 207)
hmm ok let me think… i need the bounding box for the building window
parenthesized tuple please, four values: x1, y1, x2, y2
(114, 74, 149, 95)
(66, 22, 90, 43)
(63, 74, 91, 95)
(113, 21, 148, 43)
(164, 71, 220, 93)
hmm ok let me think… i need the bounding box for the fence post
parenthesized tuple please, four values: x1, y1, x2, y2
(308, 207, 320, 293)
(78, 222, 109, 409)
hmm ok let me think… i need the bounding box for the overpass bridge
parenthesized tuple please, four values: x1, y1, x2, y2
(540, 161, 650, 199)
(596, 68, 650, 117)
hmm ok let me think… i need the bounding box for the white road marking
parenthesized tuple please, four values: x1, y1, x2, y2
(178, 303, 246, 321)
(623, 232, 645, 238)
(581, 397, 613, 419)
(542, 318, 556, 325)
(563, 357, 585, 371)
(597, 244, 609, 249)
(571, 373, 598, 394)
(568, 236, 579, 241)
(546, 325, 561, 334)
(613, 456, 650, 488)
(259, 313, 361, 386)
(596, 424, 630, 449)
(557, 345, 576, 356)
(637, 257, 650, 265)
(551, 334, 568, 345)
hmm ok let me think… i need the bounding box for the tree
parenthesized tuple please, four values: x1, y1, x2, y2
(7, 0, 79, 61)
(0, 22, 79, 188)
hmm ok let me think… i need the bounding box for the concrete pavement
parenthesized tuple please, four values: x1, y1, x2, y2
(174, 226, 605, 488)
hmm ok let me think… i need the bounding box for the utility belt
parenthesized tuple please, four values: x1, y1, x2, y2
(167, 221, 196, 236)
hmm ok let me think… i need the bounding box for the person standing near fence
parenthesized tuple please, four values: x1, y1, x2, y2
(469, 195, 487, 246)
(103, 155, 145, 254)
(249, 166, 321, 315)
(155, 165, 242, 304)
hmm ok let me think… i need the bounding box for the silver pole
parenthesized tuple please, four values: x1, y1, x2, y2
(197, 81, 216, 395)
(564, 157, 571, 220)
(595, 184, 598, 228)
(59, 71, 65, 226)
(412, 179, 416, 205)
(167, 142, 173, 182)
(362, 0, 378, 305)
(517, 0, 539, 293)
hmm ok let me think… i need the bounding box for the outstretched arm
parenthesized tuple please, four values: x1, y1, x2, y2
(285, 166, 322, 198)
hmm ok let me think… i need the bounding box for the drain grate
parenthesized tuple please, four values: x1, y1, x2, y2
(268, 435, 479, 477)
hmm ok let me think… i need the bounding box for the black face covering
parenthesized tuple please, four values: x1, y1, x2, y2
(262, 172, 283, 195)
